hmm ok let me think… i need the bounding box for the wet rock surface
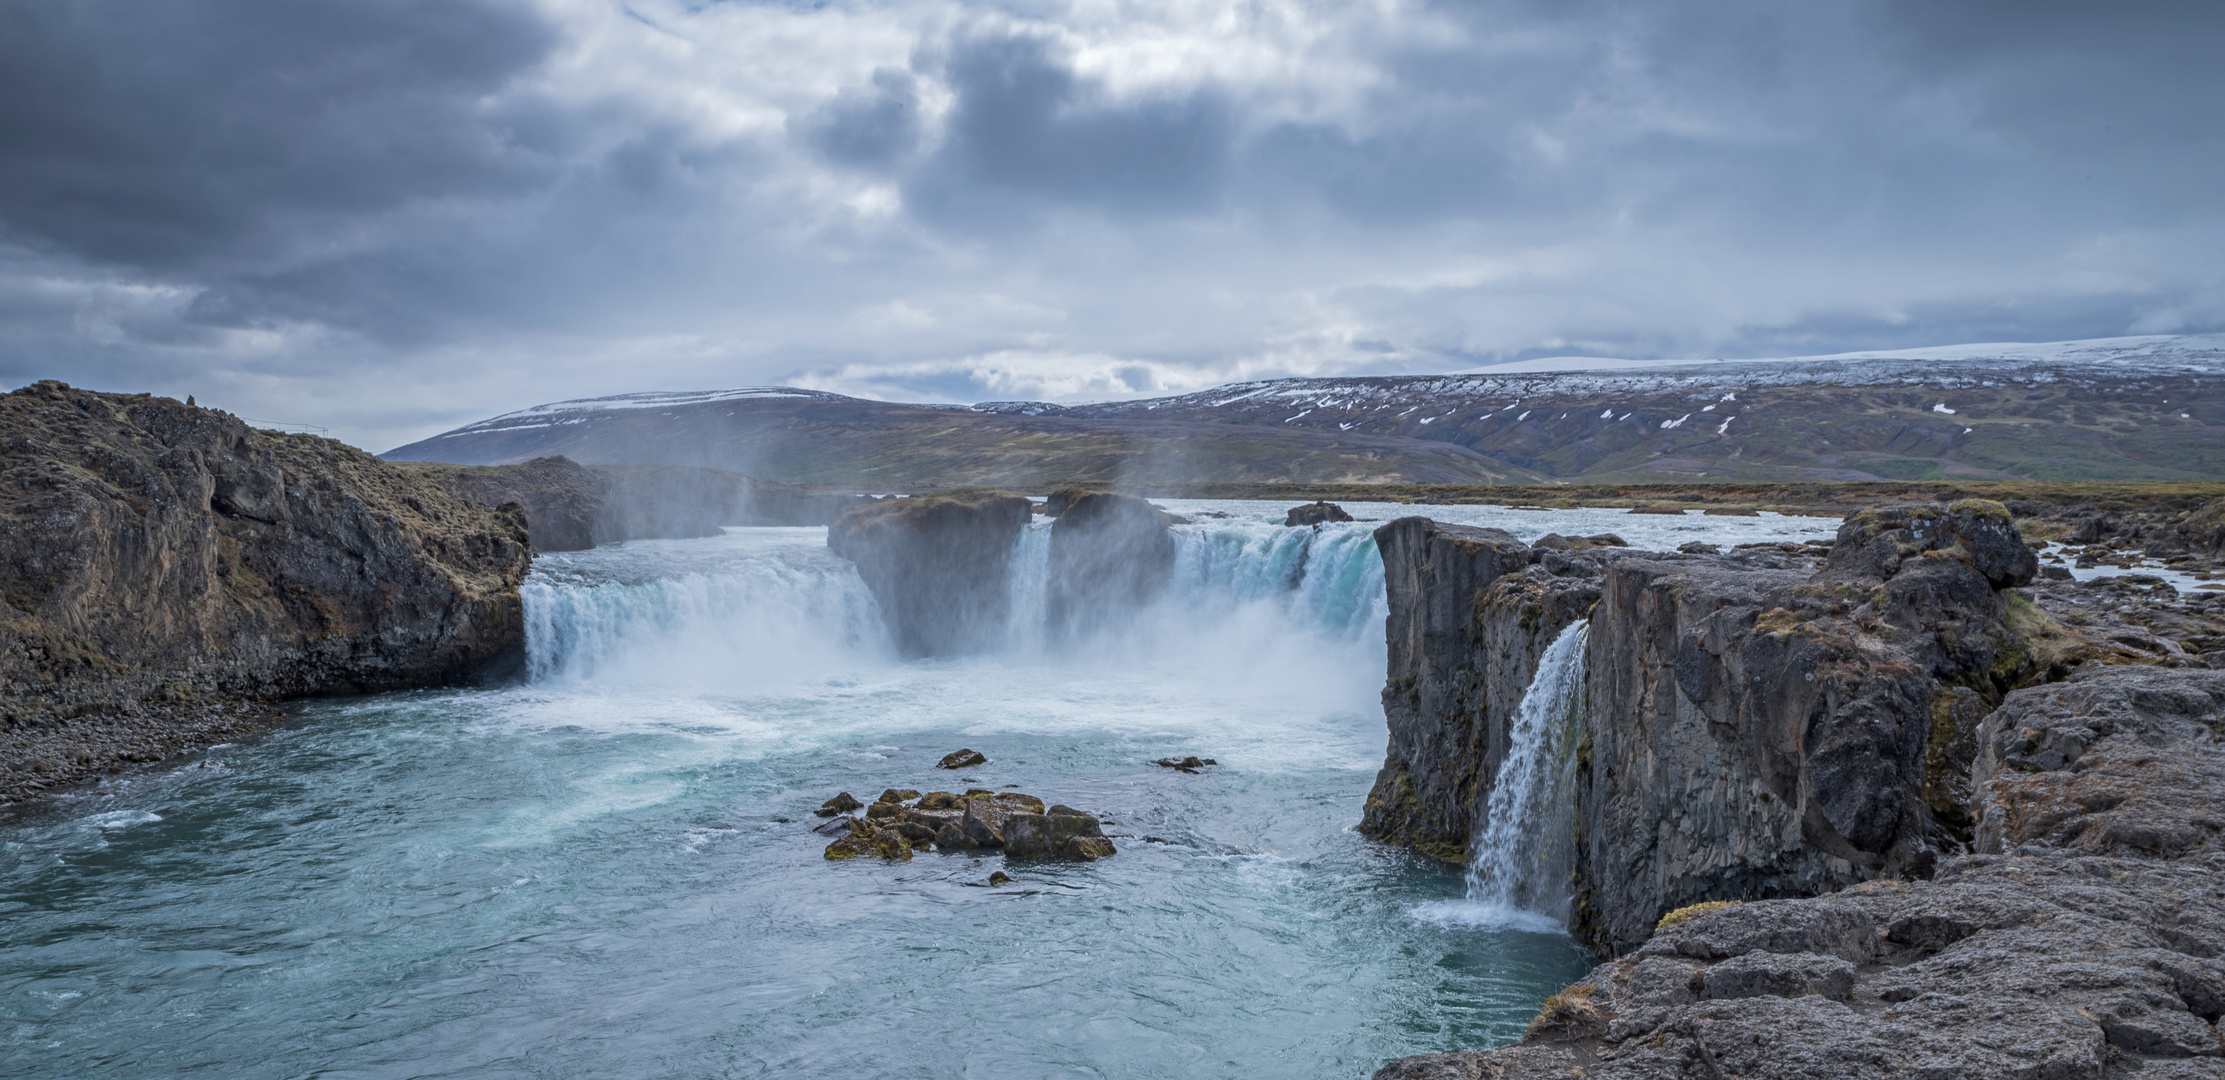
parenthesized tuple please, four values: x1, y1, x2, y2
(826, 490, 1032, 657)
(1046, 491, 1177, 638)
(817, 787, 1113, 863)
(1359, 517, 1631, 862)
(1150, 755, 1216, 773)
(0, 382, 532, 805)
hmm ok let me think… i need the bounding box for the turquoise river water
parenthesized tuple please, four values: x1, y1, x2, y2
(1, 501, 1839, 1079)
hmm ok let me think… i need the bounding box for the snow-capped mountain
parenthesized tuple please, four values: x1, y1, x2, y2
(388, 334, 2225, 486)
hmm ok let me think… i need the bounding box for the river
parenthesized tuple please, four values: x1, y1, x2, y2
(2, 501, 1840, 1079)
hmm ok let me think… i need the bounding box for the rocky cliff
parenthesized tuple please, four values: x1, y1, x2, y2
(1, 382, 532, 803)
(1363, 502, 2048, 951)
(826, 490, 1033, 657)
(1359, 518, 1616, 861)
(1375, 665, 2225, 1080)
(396, 456, 868, 552)
(1045, 491, 1176, 639)
(1573, 502, 2041, 950)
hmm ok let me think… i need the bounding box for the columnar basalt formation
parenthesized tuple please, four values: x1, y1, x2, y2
(0, 382, 532, 803)
(1364, 502, 2051, 951)
(1373, 665, 2225, 1080)
(826, 490, 1033, 657)
(1576, 502, 2044, 951)
(1359, 518, 1617, 861)
(1046, 491, 1177, 638)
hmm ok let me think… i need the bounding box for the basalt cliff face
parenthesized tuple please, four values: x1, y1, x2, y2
(1363, 502, 2046, 949)
(1360, 518, 1615, 861)
(1045, 491, 1177, 639)
(1365, 503, 2225, 1078)
(827, 490, 1034, 657)
(1376, 666, 2225, 1080)
(0, 382, 532, 804)
(1575, 502, 2040, 950)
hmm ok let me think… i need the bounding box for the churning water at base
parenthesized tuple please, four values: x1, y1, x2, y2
(0, 502, 1836, 1079)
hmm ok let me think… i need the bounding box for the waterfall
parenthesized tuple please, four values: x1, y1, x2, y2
(1461, 619, 1590, 925)
(518, 520, 1389, 686)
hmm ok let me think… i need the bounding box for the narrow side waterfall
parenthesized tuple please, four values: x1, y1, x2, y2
(1463, 620, 1590, 924)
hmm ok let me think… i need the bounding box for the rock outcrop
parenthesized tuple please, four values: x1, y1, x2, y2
(1360, 518, 1617, 861)
(397, 456, 868, 552)
(1364, 502, 2056, 951)
(0, 382, 532, 803)
(1973, 667, 2225, 859)
(1372, 665, 2225, 1080)
(1286, 501, 1354, 526)
(1576, 502, 2041, 951)
(818, 787, 1115, 862)
(1046, 491, 1177, 638)
(826, 490, 1033, 657)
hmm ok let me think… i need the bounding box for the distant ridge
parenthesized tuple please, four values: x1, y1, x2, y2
(387, 334, 2225, 487)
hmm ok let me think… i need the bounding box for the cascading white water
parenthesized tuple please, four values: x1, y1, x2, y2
(1460, 620, 1590, 925)
(522, 518, 1389, 685)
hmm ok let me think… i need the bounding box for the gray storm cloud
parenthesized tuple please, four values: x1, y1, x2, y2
(0, 0, 2218, 450)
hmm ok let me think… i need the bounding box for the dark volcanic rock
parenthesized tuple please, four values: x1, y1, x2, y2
(1003, 808, 1114, 860)
(0, 382, 531, 804)
(1373, 666, 2225, 1080)
(937, 748, 988, 769)
(826, 491, 1032, 657)
(1360, 518, 1610, 861)
(1974, 667, 2225, 859)
(815, 792, 863, 817)
(1575, 501, 2050, 951)
(1362, 501, 2077, 953)
(1046, 491, 1176, 638)
(1285, 501, 1354, 526)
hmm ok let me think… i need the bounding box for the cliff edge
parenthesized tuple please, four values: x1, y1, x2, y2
(1, 382, 531, 804)
(1375, 667, 2225, 1080)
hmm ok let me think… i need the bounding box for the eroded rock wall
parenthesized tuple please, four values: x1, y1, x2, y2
(1, 382, 533, 802)
(827, 490, 1033, 657)
(1045, 491, 1176, 638)
(1574, 502, 2040, 951)
(1373, 664, 2225, 1080)
(1359, 518, 1608, 861)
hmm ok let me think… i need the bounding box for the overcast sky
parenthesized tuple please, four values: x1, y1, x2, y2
(2, 0, 2219, 450)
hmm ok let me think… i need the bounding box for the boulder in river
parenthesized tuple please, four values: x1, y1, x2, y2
(814, 785, 1113, 863)
(823, 824, 911, 861)
(826, 490, 1032, 657)
(1284, 501, 1354, 526)
(1003, 808, 1115, 860)
(937, 749, 988, 769)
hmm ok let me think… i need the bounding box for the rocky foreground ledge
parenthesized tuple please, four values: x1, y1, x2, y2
(1379, 666, 2225, 1079)
(1364, 500, 2225, 1078)
(0, 383, 532, 805)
